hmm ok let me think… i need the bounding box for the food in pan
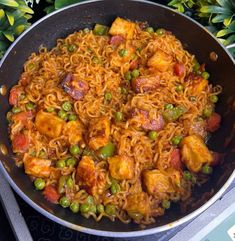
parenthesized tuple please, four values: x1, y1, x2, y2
(7, 17, 222, 224)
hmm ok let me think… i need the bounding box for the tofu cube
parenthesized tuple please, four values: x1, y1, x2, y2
(108, 155, 134, 180)
(35, 111, 65, 139)
(143, 169, 174, 195)
(147, 50, 172, 72)
(63, 120, 83, 145)
(23, 153, 51, 178)
(109, 17, 136, 39)
(88, 117, 110, 150)
(190, 79, 208, 96)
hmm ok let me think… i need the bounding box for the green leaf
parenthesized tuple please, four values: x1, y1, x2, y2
(0, 0, 18, 7)
(212, 14, 230, 23)
(200, 6, 232, 14)
(6, 11, 14, 25)
(44, 5, 55, 14)
(3, 31, 14, 42)
(0, 40, 9, 51)
(226, 34, 235, 44)
(14, 24, 25, 35)
(55, 0, 81, 9)
(0, 9, 5, 19)
(216, 28, 234, 37)
(216, 0, 231, 8)
(224, 16, 234, 27)
(17, 4, 34, 14)
(168, 0, 179, 6)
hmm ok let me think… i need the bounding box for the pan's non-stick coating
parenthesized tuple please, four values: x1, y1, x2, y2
(0, 0, 234, 235)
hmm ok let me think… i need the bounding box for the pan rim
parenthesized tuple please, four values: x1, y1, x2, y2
(0, 0, 234, 237)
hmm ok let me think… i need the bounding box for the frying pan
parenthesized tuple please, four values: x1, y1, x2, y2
(0, 0, 235, 237)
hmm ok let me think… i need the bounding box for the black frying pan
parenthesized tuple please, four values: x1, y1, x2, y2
(0, 0, 235, 237)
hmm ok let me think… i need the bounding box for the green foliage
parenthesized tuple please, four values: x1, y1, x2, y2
(44, 0, 82, 14)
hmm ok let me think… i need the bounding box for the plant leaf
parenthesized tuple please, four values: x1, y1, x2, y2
(3, 31, 14, 42)
(224, 16, 234, 27)
(44, 5, 55, 14)
(216, 28, 234, 37)
(17, 4, 34, 14)
(0, 0, 18, 7)
(14, 24, 25, 35)
(226, 34, 235, 44)
(212, 14, 230, 23)
(216, 0, 231, 8)
(55, 0, 82, 9)
(0, 9, 5, 19)
(6, 11, 14, 25)
(200, 6, 232, 14)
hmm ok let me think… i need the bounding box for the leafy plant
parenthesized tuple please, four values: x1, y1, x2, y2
(0, 0, 35, 58)
(44, 0, 82, 14)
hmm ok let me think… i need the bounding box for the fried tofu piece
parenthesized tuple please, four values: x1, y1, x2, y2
(35, 111, 65, 139)
(23, 153, 51, 178)
(189, 78, 208, 96)
(63, 120, 83, 145)
(147, 50, 172, 72)
(125, 192, 150, 218)
(143, 169, 174, 195)
(76, 156, 96, 195)
(109, 17, 136, 39)
(88, 117, 110, 150)
(108, 155, 134, 180)
(180, 135, 213, 172)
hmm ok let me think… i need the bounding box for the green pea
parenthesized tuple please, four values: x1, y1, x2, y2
(86, 195, 94, 205)
(121, 87, 128, 95)
(175, 84, 184, 92)
(162, 200, 171, 209)
(83, 28, 90, 33)
(183, 171, 192, 180)
(97, 204, 104, 214)
(62, 101, 72, 112)
(131, 69, 140, 78)
(128, 211, 143, 221)
(93, 24, 109, 36)
(146, 27, 154, 33)
(90, 205, 97, 213)
(59, 196, 70, 208)
(30, 150, 36, 157)
(165, 104, 174, 110)
(25, 102, 35, 110)
(124, 71, 132, 81)
(171, 135, 182, 145)
(46, 107, 54, 113)
(58, 110, 68, 120)
(80, 203, 90, 213)
(193, 62, 200, 72)
(111, 183, 120, 195)
(148, 131, 158, 140)
(56, 159, 66, 168)
(156, 28, 165, 36)
(202, 164, 213, 174)
(70, 202, 79, 213)
(69, 145, 80, 155)
(34, 178, 45, 190)
(12, 107, 21, 114)
(104, 92, 112, 101)
(19, 93, 26, 100)
(92, 56, 100, 64)
(68, 113, 77, 121)
(39, 149, 46, 158)
(66, 157, 76, 168)
(210, 95, 218, 103)
(58, 175, 67, 193)
(201, 71, 210, 79)
(66, 177, 73, 188)
(68, 44, 77, 52)
(203, 107, 213, 118)
(118, 48, 128, 57)
(114, 111, 123, 122)
(97, 142, 116, 159)
(28, 63, 35, 70)
(105, 204, 116, 216)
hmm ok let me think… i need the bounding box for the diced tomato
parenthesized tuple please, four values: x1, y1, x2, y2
(211, 152, 221, 166)
(12, 111, 34, 123)
(19, 73, 30, 86)
(206, 112, 221, 132)
(12, 133, 29, 152)
(9, 87, 23, 105)
(43, 185, 60, 204)
(170, 149, 182, 170)
(129, 59, 139, 71)
(110, 35, 125, 45)
(174, 63, 185, 77)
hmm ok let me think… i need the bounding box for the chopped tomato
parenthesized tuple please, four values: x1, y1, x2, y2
(170, 149, 182, 170)
(129, 59, 139, 71)
(174, 63, 185, 77)
(12, 111, 34, 123)
(43, 185, 60, 204)
(12, 133, 29, 152)
(9, 87, 23, 105)
(19, 73, 30, 86)
(206, 112, 221, 132)
(110, 35, 125, 45)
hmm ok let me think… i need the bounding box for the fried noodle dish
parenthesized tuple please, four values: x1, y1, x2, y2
(7, 17, 222, 225)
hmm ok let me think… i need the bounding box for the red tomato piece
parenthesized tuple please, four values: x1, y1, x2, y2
(9, 87, 22, 105)
(170, 148, 182, 170)
(43, 185, 60, 204)
(174, 63, 185, 77)
(110, 35, 125, 45)
(206, 112, 221, 132)
(12, 111, 34, 123)
(129, 59, 139, 71)
(12, 133, 29, 152)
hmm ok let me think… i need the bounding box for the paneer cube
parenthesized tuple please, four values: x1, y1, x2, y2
(109, 17, 136, 39)
(125, 192, 150, 218)
(63, 120, 83, 145)
(76, 156, 96, 195)
(88, 117, 110, 150)
(143, 169, 174, 195)
(108, 155, 134, 180)
(35, 111, 65, 139)
(147, 50, 172, 72)
(23, 153, 51, 178)
(180, 135, 213, 172)
(189, 78, 208, 96)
